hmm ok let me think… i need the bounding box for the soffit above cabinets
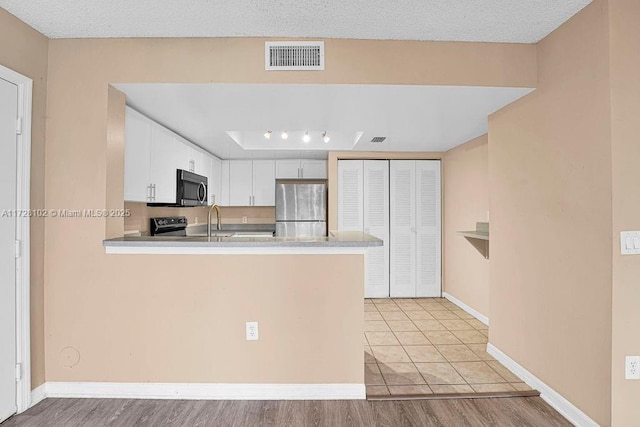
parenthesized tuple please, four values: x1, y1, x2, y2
(114, 83, 533, 160)
(2, 0, 592, 43)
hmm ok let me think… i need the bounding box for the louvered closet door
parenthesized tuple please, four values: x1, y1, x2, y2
(416, 161, 442, 297)
(390, 161, 417, 297)
(363, 161, 390, 298)
(338, 161, 364, 231)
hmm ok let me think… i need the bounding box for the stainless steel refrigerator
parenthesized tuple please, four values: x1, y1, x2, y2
(275, 179, 327, 237)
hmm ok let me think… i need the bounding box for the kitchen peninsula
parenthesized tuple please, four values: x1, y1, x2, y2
(104, 230, 381, 253)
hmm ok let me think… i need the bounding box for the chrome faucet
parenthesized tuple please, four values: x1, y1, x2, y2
(207, 204, 222, 238)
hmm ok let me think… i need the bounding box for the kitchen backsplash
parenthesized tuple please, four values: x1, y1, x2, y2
(124, 202, 276, 233)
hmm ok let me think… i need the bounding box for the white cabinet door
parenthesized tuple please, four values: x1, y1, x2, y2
(228, 160, 253, 206)
(210, 156, 222, 205)
(276, 159, 301, 179)
(220, 160, 230, 206)
(173, 137, 191, 173)
(301, 160, 327, 179)
(390, 161, 417, 298)
(364, 160, 390, 298)
(416, 161, 441, 297)
(149, 126, 178, 204)
(124, 108, 151, 202)
(337, 160, 364, 231)
(252, 160, 276, 206)
(189, 147, 205, 175)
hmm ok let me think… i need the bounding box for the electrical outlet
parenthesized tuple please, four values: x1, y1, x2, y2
(246, 321, 259, 341)
(626, 356, 640, 379)
(242, 216, 248, 224)
(194, 217, 198, 224)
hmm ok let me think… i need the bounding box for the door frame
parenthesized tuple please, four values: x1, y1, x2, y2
(0, 64, 33, 414)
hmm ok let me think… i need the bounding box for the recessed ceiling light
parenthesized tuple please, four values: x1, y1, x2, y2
(303, 131, 310, 143)
(264, 131, 272, 139)
(322, 132, 330, 143)
(281, 131, 288, 140)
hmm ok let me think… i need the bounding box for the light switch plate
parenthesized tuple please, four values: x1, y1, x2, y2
(620, 231, 640, 255)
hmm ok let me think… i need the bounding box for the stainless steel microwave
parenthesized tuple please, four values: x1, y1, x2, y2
(148, 169, 207, 207)
(176, 169, 208, 207)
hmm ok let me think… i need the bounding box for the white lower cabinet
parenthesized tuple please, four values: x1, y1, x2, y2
(338, 159, 441, 298)
(226, 160, 276, 206)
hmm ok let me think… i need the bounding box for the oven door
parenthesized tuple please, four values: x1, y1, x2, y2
(177, 170, 208, 206)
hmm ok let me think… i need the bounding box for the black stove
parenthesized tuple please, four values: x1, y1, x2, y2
(149, 216, 188, 237)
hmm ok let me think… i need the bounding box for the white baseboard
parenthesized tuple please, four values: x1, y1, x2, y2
(487, 344, 598, 427)
(32, 382, 365, 401)
(30, 383, 47, 407)
(442, 292, 489, 325)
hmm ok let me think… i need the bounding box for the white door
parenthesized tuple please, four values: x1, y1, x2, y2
(124, 108, 151, 202)
(252, 160, 276, 206)
(276, 159, 301, 179)
(300, 160, 327, 179)
(390, 161, 417, 297)
(364, 161, 390, 298)
(0, 77, 18, 423)
(416, 161, 441, 297)
(337, 160, 364, 231)
(228, 160, 253, 206)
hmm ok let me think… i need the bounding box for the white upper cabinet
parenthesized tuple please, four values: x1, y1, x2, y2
(252, 160, 276, 206)
(227, 160, 276, 206)
(228, 160, 254, 206)
(337, 160, 364, 231)
(300, 160, 327, 179)
(124, 106, 222, 205)
(149, 126, 178, 204)
(124, 108, 151, 202)
(173, 137, 191, 173)
(209, 156, 222, 205)
(219, 160, 230, 206)
(275, 159, 327, 179)
(276, 160, 302, 179)
(364, 160, 390, 298)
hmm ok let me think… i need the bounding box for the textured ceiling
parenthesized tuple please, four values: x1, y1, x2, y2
(1, 0, 591, 42)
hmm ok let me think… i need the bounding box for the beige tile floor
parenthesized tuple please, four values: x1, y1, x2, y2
(364, 298, 534, 397)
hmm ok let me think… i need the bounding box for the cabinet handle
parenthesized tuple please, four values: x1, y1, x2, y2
(152, 184, 156, 201)
(189, 160, 195, 173)
(212, 194, 216, 204)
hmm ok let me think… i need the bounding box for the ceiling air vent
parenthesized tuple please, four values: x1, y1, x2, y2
(265, 42, 325, 71)
(371, 137, 387, 143)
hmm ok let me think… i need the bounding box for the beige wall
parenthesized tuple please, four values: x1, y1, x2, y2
(442, 135, 490, 318)
(609, 0, 640, 424)
(488, 1, 612, 424)
(43, 38, 533, 384)
(0, 9, 48, 389)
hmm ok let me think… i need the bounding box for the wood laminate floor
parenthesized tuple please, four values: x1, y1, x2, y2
(2, 397, 571, 426)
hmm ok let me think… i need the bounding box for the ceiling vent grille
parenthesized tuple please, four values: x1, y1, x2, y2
(265, 42, 325, 71)
(371, 137, 387, 143)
